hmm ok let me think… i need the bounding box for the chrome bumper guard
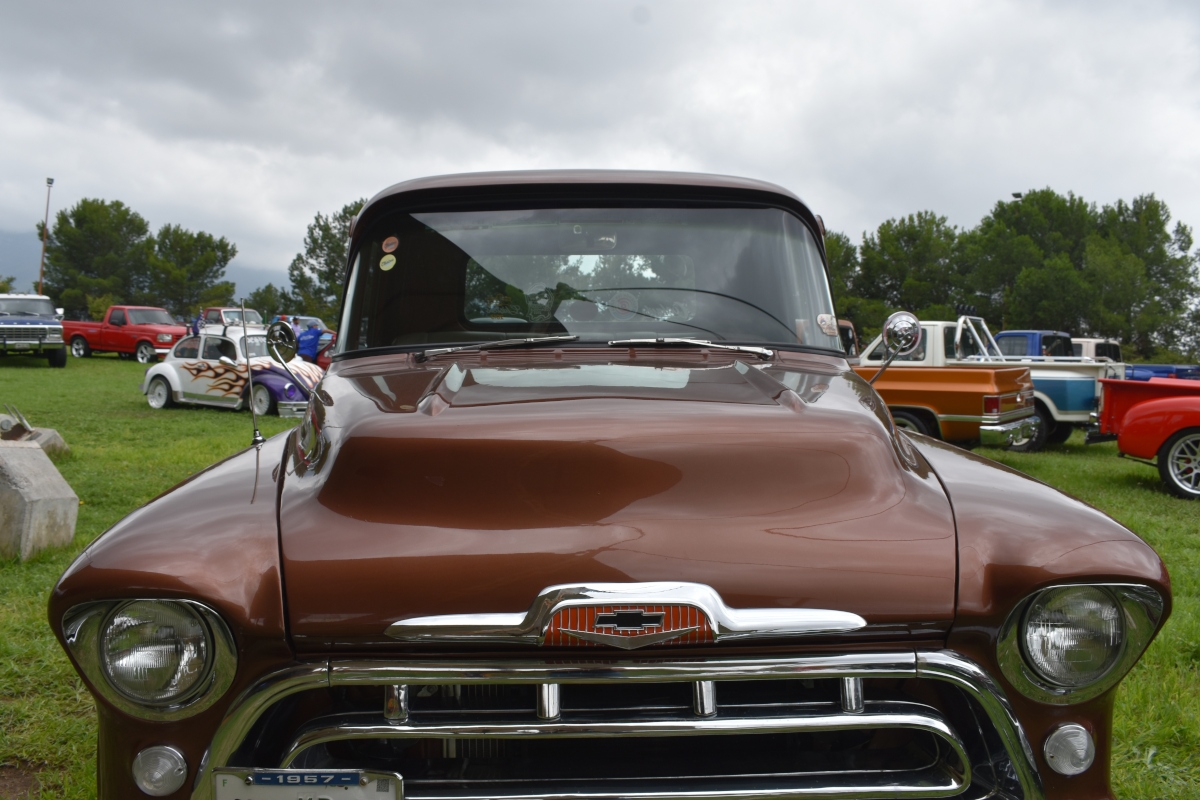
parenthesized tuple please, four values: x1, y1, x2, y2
(979, 416, 1040, 447)
(191, 651, 1042, 800)
(277, 401, 309, 419)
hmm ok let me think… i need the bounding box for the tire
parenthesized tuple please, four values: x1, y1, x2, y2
(251, 383, 277, 416)
(1008, 406, 1051, 452)
(892, 410, 935, 437)
(1045, 422, 1074, 445)
(70, 337, 91, 358)
(135, 341, 157, 364)
(146, 377, 174, 409)
(47, 348, 67, 368)
(1157, 428, 1200, 499)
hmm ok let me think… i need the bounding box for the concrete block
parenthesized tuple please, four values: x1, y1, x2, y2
(28, 428, 70, 457)
(0, 440, 79, 561)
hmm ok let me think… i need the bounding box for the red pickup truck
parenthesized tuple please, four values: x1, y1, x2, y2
(63, 306, 188, 363)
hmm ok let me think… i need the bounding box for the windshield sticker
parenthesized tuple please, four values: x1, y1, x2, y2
(381, 236, 399, 253)
(817, 314, 838, 337)
(380, 254, 397, 271)
(608, 291, 638, 322)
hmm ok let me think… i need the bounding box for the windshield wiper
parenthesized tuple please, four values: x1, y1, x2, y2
(608, 337, 774, 360)
(416, 334, 579, 363)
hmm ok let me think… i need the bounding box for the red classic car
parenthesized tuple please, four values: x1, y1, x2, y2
(1088, 377, 1200, 498)
(50, 171, 1169, 800)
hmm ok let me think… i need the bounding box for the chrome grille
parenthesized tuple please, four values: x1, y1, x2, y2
(0, 326, 48, 341)
(194, 653, 1042, 800)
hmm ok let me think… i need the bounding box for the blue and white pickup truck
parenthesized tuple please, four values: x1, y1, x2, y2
(1070, 336, 1199, 382)
(0, 293, 66, 367)
(863, 317, 1124, 450)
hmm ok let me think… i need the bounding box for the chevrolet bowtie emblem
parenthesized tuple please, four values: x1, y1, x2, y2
(594, 609, 665, 631)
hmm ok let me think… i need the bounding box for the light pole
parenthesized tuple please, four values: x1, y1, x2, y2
(38, 178, 54, 296)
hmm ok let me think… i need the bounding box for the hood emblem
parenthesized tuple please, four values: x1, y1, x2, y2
(386, 583, 868, 649)
(550, 605, 705, 650)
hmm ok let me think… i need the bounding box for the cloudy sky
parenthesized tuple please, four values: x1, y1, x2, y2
(3, 0, 1199, 297)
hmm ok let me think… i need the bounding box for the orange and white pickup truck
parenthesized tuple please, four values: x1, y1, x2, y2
(63, 305, 188, 364)
(850, 319, 1038, 447)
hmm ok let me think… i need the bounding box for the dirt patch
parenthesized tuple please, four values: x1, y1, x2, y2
(0, 764, 41, 800)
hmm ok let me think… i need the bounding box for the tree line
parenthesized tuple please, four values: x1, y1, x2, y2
(828, 189, 1200, 360)
(34, 197, 364, 326)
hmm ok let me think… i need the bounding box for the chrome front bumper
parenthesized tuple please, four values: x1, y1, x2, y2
(189, 651, 1044, 800)
(980, 415, 1041, 447)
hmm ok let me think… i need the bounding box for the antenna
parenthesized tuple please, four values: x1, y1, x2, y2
(242, 300, 265, 447)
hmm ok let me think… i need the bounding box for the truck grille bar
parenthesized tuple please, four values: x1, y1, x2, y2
(190, 652, 1043, 800)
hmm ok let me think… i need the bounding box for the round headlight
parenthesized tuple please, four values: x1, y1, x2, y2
(101, 600, 212, 705)
(1022, 586, 1124, 687)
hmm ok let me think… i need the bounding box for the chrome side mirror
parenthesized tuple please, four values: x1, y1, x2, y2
(266, 322, 298, 364)
(868, 311, 922, 385)
(219, 356, 237, 368)
(882, 311, 921, 357)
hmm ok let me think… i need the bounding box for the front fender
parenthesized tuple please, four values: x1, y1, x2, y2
(1118, 396, 1200, 459)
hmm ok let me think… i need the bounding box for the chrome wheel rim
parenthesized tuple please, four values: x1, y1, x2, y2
(71, 339, 86, 357)
(148, 381, 168, 409)
(1167, 433, 1200, 495)
(252, 385, 272, 415)
(136, 344, 155, 364)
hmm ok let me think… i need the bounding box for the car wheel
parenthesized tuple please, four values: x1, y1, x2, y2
(1045, 422, 1074, 445)
(135, 342, 157, 364)
(1008, 406, 1051, 452)
(891, 410, 934, 437)
(47, 348, 68, 368)
(1158, 428, 1200, 499)
(70, 337, 91, 358)
(251, 383, 277, 416)
(146, 377, 175, 409)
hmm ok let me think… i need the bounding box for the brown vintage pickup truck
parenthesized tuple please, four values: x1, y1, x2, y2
(51, 171, 1168, 800)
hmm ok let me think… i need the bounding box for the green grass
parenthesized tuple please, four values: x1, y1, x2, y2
(1, 356, 1197, 797)
(0, 355, 298, 797)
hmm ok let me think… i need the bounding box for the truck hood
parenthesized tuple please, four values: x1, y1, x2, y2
(278, 353, 957, 650)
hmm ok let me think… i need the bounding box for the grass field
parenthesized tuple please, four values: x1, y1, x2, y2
(1, 355, 1197, 798)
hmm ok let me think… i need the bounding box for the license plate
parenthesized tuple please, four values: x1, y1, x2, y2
(214, 770, 402, 799)
(11, 342, 31, 349)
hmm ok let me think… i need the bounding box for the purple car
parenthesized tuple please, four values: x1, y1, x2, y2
(140, 325, 323, 416)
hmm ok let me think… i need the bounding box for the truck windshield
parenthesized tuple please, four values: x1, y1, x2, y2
(127, 308, 175, 325)
(0, 298, 56, 316)
(338, 206, 839, 354)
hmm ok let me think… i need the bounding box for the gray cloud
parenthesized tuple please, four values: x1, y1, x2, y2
(3, 0, 1199, 297)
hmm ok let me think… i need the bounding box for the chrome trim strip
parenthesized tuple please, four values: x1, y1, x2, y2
(997, 583, 1165, 705)
(330, 653, 915, 686)
(189, 652, 1042, 800)
(62, 600, 238, 722)
(386, 583, 866, 645)
(278, 703, 971, 780)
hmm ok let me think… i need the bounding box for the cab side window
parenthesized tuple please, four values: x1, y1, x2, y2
(109, 309, 126, 326)
(996, 336, 1028, 356)
(205, 310, 222, 324)
(174, 336, 200, 359)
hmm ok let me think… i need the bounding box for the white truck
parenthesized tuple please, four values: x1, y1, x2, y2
(860, 316, 1125, 450)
